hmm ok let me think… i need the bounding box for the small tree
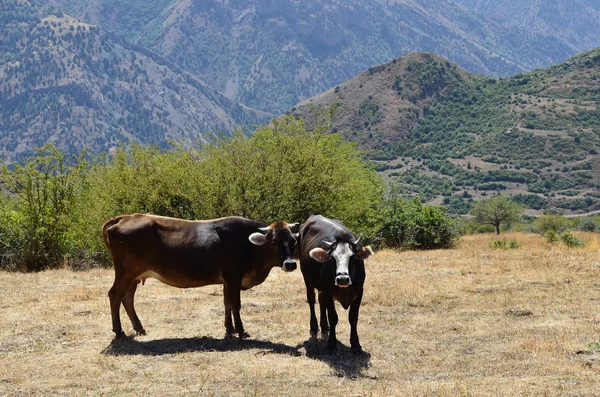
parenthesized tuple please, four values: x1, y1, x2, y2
(470, 195, 524, 235)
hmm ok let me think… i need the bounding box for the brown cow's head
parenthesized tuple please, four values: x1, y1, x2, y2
(309, 234, 373, 287)
(248, 221, 299, 272)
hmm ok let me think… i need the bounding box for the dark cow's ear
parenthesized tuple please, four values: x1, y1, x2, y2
(356, 245, 374, 260)
(309, 247, 330, 263)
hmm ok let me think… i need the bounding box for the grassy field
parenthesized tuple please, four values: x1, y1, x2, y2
(2, 233, 600, 396)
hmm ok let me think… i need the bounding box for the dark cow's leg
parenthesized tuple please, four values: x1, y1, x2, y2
(122, 281, 146, 335)
(321, 293, 338, 352)
(223, 284, 235, 336)
(305, 281, 318, 337)
(317, 291, 329, 338)
(349, 288, 363, 353)
(108, 270, 134, 338)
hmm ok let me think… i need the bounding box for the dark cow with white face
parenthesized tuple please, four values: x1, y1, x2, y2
(298, 215, 373, 352)
(102, 214, 298, 339)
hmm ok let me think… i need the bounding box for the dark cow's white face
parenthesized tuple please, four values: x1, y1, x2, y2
(309, 241, 374, 288)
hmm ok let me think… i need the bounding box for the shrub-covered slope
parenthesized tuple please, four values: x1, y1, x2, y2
(290, 50, 600, 214)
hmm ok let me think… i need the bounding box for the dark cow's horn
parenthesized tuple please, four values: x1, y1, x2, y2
(353, 234, 363, 246)
(322, 240, 335, 247)
(258, 226, 270, 234)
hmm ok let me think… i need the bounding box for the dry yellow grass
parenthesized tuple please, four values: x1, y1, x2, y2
(2, 233, 600, 396)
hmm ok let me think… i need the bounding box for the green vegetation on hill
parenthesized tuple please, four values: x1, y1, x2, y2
(292, 50, 600, 215)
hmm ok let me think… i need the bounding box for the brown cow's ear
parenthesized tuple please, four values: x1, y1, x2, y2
(309, 247, 330, 263)
(289, 222, 300, 233)
(249, 232, 268, 246)
(357, 246, 374, 260)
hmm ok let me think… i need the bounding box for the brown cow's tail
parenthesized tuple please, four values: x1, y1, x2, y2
(102, 216, 125, 249)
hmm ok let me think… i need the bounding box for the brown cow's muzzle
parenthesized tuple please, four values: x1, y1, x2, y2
(282, 259, 297, 272)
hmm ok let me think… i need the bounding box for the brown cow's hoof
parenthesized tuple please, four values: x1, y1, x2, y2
(114, 330, 127, 339)
(135, 328, 146, 336)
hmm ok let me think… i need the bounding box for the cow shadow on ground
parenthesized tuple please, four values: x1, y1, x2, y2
(102, 335, 301, 357)
(295, 337, 374, 379)
(102, 335, 373, 379)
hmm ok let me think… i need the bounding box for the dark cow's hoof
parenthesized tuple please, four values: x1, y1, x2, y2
(309, 329, 318, 338)
(135, 328, 147, 336)
(239, 332, 251, 340)
(114, 330, 127, 340)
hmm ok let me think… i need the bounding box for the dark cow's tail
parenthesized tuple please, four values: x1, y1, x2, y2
(102, 216, 125, 249)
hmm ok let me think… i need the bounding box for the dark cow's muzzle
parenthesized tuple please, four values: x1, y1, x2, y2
(335, 272, 352, 287)
(282, 259, 297, 272)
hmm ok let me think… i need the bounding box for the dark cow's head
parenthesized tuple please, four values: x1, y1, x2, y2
(248, 221, 299, 272)
(309, 234, 373, 287)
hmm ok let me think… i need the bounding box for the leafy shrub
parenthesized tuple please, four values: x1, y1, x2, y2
(544, 230, 560, 244)
(560, 232, 585, 247)
(366, 195, 459, 249)
(489, 238, 520, 250)
(0, 145, 88, 271)
(533, 214, 571, 234)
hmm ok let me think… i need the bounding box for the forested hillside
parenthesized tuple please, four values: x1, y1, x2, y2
(31, 0, 600, 113)
(0, 0, 269, 161)
(290, 50, 600, 214)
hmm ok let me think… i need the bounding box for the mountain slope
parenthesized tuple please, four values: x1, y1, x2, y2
(290, 49, 600, 214)
(0, 0, 269, 161)
(32, 0, 599, 114)
(455, 0, 600, 53)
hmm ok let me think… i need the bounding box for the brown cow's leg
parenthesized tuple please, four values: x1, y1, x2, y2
(122, 281, 146, 335)
(223, 284, 234, 336)
(108, 273, 134, 338)
(318, 291, 330, 338)
(348, 288, 363, 353)
(321, 293, 338, 352)
(225, 282, 247, 339)
(305, 282, 318, 337)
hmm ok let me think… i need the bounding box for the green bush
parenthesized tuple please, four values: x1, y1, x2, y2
(560, 231, 585, 247)
(366, 194, 459, 249)
(489, 238, 520, 250)
(0, 145, 88, 271)
(533, 214, 571, 234)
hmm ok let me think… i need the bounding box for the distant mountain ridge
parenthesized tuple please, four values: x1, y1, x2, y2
(289, 49, 600, 215)
(0, 0, 269, 161)
(32, 0, 600, 113)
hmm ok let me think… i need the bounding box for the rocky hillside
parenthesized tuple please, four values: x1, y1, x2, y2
(0, 0, 269, 161)
(32, 0, 600, 114)
(290, 50, 600, 215)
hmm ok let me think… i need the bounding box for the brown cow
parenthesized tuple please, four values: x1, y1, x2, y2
(102, 214, 298, 339)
